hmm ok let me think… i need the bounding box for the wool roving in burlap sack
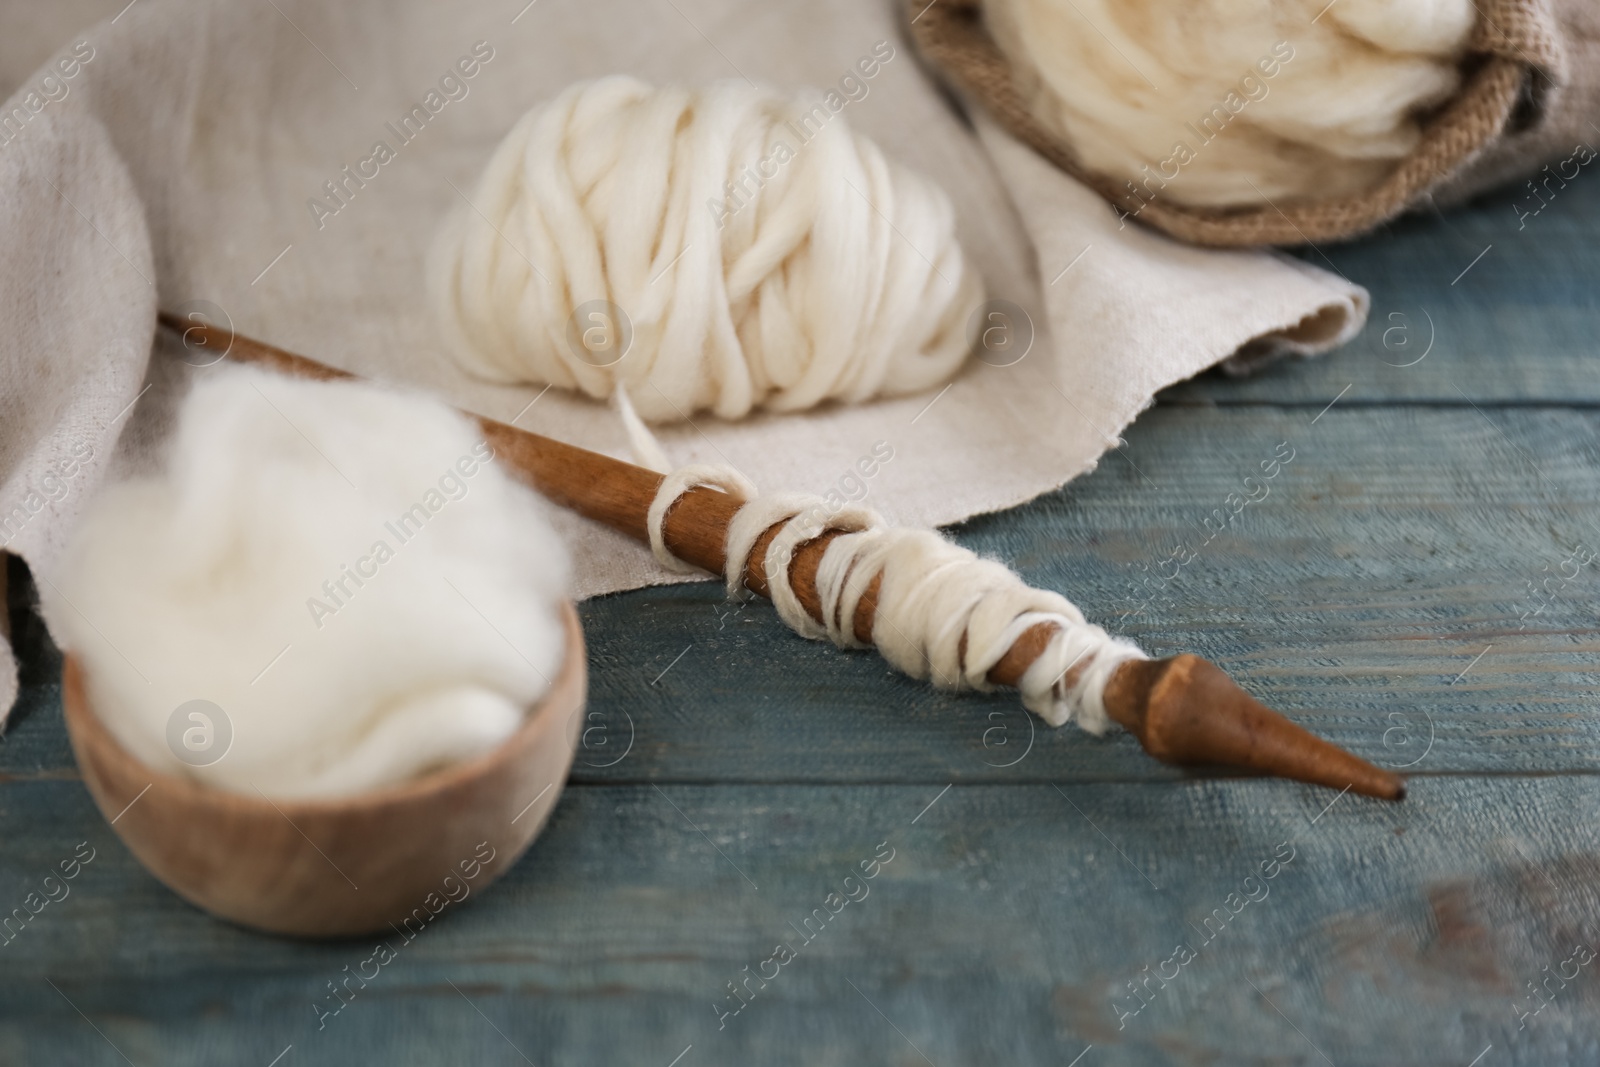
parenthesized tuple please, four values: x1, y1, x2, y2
(430, 75, 985, 424)
(45, 366, 571, 799)
(982, 0, 1476, 208)
(908, 0, 1576, 246)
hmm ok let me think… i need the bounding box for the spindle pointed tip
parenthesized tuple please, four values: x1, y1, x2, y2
(1104, 654, 1406, 802)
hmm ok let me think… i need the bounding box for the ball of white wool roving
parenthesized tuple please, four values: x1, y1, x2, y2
(985, 0, 1477, 207)
(46, 365, 570, 800)
(429, 76, 985, 423)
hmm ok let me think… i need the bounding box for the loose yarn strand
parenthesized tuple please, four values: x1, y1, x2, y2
(646, 464, 757, 573)
(613, 383, 673, 474)
(647, 465, 1147, 731)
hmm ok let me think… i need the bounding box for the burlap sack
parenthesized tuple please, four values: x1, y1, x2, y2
(908, 0, 1576, 246)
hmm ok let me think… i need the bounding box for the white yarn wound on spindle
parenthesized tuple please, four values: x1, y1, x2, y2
(646, 463, 758, 573)
(648, 466, 1147, 732)
(429, 76, 985, 423)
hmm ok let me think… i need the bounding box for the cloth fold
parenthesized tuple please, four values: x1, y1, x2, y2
(0, 0, 1367, 722)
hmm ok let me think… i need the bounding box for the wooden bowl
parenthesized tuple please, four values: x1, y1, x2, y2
(61, 601, 586, 938)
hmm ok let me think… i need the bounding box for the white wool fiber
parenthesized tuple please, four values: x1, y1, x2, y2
(429, 75, 985, 423)
(986, 0, 1477, 206)
(45, 365, 569, 799)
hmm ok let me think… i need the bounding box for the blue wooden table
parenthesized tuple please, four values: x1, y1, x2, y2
(6, 172, 1600, 1066)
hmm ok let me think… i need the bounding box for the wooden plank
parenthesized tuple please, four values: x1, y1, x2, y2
(1166, 175, 1600, 406)
(6, 404, 1600, 784)
(2, 776, 1596, 1066)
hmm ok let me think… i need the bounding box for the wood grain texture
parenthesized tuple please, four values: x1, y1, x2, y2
(1, 776, 1596, 1066)
(1169, 172, 1600, 405)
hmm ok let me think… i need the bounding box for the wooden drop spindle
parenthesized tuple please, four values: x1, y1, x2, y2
(155, 313, 1406, 800)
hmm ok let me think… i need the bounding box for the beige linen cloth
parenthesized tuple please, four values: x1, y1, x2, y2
(0, 0, 1366, 722)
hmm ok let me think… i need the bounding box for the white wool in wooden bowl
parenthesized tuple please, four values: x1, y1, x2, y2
(44, 365, 569, 799)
